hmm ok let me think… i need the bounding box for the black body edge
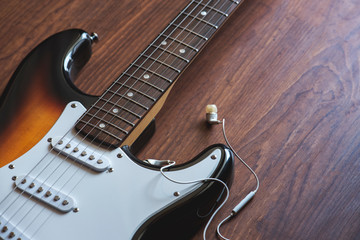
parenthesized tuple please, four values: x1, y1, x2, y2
(122, 144, 234, 240)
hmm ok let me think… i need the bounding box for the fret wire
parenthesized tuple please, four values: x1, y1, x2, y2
(183, 12, 218, 29)
(161, 1, 220, 70)
(113, 0, 221, 121)
(157, 46, 190, 63)
(100, 0, 204, 123)
(91, 105, 136, 126)
(168, 0, 234, 81)
(142, 54, 181, 73)
(89, 0, 238, 146)
(162, 34, 199, 52)
(112, 83, 157, 101)
(80, 0, 233, 146)
(101, 1, 212, 133)
(193, 0, 229, 17)
(189, 0, 236, 53)
(219, 0, 241, 14)
(76, 1, 201, 146)
(113, 0, 238, 134)
(0, 4, 210, 234)
(142, 0, 234, 115)
(80, 115, 129, 134)
(128, 0, 225, 100)
(187, 0, 235, 43)
(107, 89, 151, 110)
(5, 4, 243, 232)
(116, 0, 222, 119)
(172, 23, 208, 40)
(132, 64, 173, 83)
(95, 0, 209, 138)
(78, 120, 123, 141)
(0, 4, 245, 236)
(109, 0, 206, 104)
(123, 73, 164, 92)
(99, 98, 142, 119)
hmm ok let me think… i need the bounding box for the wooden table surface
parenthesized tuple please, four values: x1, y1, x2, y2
(1, 0, 359, 239)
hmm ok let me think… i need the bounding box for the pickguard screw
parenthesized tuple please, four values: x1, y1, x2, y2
(11, 176, 17, 181)
(117, 153, 123, 158)
(73, 208, 80, 213)
(174, 191, 180, 197)
(8, 164, 14, 169)
(108, 168, 114, 173)
(71, 103, 77, 108)
(47, 137, 52, 142)
(211, 155, 217, 160)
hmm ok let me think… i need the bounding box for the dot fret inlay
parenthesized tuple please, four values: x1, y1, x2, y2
(74, 0, 240, 148)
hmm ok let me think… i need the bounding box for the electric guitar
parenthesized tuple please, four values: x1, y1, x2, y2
(0, 1, 243, 239)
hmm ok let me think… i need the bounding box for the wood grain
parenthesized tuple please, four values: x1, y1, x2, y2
(1, 0, 360, 239)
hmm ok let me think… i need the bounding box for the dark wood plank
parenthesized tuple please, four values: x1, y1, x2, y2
(1, 0, 360, 239)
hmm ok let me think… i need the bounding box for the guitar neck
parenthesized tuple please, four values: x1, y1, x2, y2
(76, 0, 242, 147)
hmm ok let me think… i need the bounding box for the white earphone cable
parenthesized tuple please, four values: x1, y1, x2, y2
(160, 162, 230, 240)
(158, 117, 260, 240)
(216, 118, 260, 239)
(221, 119, 260, 193)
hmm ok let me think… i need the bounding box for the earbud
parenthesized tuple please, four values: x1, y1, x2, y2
(206, 104, 222, 124)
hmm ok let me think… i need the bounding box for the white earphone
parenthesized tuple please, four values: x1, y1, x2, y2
(206, 104, 222, 124)
(160, 105, 260, 240)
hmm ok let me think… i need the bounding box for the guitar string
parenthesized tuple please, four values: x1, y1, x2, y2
(23, 0, 239, 238)
(0, 0, 203, 235)
(79, 0, 233, 158)
(1, 0, 232, 236)
(80, 0, 214, 143)
(0, 0, 238, 238)
(26, 0, 227, 237)
(0, 2, 204, 238)
(69, 2, 238, 240)
(0, 0, 219, 237)
(36, 0, 236, 238)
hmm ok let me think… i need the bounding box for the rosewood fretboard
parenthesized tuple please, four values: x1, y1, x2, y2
(75, 0, 242, 147)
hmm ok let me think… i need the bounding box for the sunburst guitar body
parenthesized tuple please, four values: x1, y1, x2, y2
(0, 1, 245, 239)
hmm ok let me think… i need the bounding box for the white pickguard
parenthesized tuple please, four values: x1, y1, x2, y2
(0, 101, 223, 240)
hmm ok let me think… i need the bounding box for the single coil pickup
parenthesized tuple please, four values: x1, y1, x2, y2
(15, 175, 76, 213)
(0, 215, 30, 240)
(51, 137, 110, 172)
